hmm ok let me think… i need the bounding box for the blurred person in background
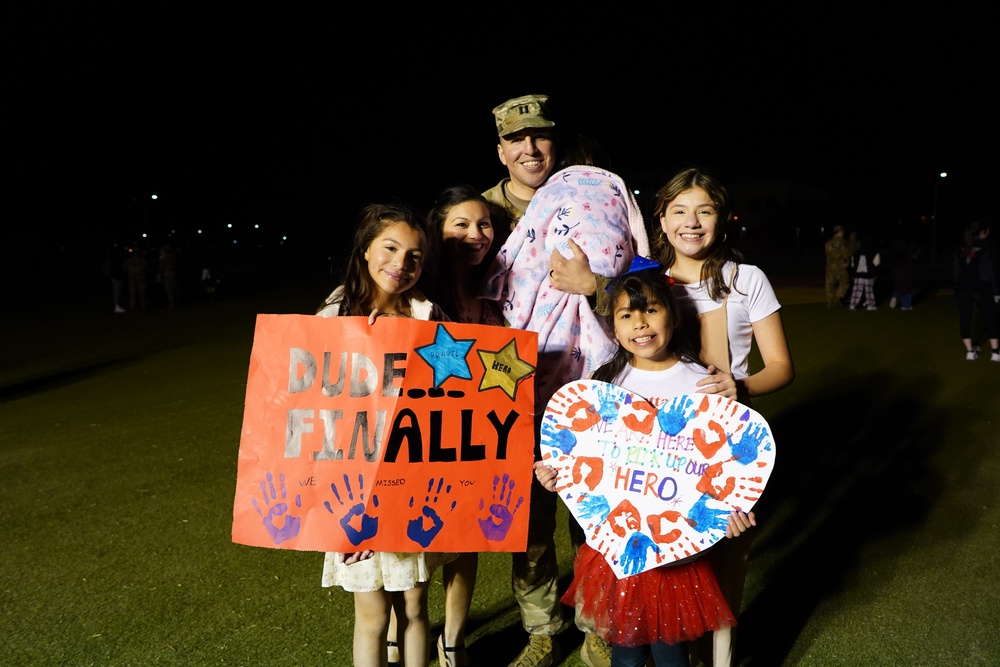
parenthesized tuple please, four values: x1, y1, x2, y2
(889, 229, 918, 310)
(824, 225, 851, 308)
(954, 220, 999, 361)
(847, 234, 880, 311)
(123, 245, 149, 312)
(102, 244, 127, 313)
(158, 244, 180, 309)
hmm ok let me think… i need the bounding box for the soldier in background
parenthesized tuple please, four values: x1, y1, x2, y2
(158, 244, 179, 308)
(123, 245, 149, 312)
(824, 225, 851, 308)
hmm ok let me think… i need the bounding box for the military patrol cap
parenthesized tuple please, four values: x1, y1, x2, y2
(492, 94, 556, 138)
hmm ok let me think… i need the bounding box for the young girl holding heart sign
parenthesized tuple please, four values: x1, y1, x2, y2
(534, 263, 756, 667)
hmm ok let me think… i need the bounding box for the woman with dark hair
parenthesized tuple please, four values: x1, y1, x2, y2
(650, 167, 794, 667)
(954, 220, 999, 361)
(411, 184, 503, 667)
(650, 167, 793, 403)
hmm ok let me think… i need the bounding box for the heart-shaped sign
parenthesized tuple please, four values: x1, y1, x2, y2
(539, 379, 775, 579)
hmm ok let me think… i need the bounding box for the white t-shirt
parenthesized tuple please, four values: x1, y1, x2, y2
(613, 359, 713, 404)
(668, 262, 781, 380)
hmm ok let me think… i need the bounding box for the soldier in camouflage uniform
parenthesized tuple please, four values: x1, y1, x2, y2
(481, 95, 569, 667)
(825, 225, 852, 308)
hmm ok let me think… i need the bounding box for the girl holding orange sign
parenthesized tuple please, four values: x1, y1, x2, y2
(316, 202, 453, 667)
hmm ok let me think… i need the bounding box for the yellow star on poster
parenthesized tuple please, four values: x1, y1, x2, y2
(477, 338, 535, 400)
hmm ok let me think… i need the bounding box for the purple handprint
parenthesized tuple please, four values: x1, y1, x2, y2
(477, 473, 524, 542)
(324, 473, 379, 546)
(406, 477, 457, 548)
(251, 471, 302, 545)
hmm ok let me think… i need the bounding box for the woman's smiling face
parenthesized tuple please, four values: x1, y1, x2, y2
(658, 186, 720, 260)
(364, 222, 424, 297)
(441, 200, 494, 266)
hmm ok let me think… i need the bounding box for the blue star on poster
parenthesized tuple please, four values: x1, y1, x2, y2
(415, 323, 475, 387)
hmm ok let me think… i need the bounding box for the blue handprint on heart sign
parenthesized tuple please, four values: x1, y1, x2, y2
(687, 493, 732, 535)
(619, 531, 660, 576)
(593, 382, 621, 423)
(576, 492, 610, 523)
(657, 395, 696, 436)
(324, 473, 379, 547)
(731, 422, 771, 465)
(540, 417, 577, 455)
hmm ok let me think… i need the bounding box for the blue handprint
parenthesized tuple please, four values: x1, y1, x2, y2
(687, 493, 731, 535)
(575, 492, 610, 523)
(477, 473, 524, 541)
(657, 395, 696, 436)
(324, 473, 379, 546)
(730, 422, 770, 466)
(593, 382, 621, 423)
(540, 418, 577, 455)
(619, 531, 660, 576)
(251, 471, 302, 545)
(407, 477, 456, 548)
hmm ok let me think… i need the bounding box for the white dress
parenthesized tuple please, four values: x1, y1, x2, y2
(316, 285, 456, 592)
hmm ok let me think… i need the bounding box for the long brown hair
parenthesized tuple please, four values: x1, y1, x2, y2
(317, 203, 428, 316)
(651, 167, 744, 301)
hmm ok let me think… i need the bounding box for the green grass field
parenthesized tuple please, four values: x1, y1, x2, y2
(2, 273, 998, 666)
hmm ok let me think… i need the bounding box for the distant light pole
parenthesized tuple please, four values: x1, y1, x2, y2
(139, 193, 159, 238)
(930, 173, 946, 263)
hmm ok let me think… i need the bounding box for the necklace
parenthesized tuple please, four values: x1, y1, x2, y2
(377, 302, 406, 318)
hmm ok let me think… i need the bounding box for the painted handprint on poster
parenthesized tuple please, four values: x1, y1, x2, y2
(540, 379, 775, 579)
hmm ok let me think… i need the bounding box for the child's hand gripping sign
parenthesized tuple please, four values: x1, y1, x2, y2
(540, 379, 775, 579)
(232, 314, 538, 554)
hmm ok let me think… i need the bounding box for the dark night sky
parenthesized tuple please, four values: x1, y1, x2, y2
(6, 5, 997, 271)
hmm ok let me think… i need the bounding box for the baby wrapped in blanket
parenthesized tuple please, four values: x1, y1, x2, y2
(481, 165, 650, 410)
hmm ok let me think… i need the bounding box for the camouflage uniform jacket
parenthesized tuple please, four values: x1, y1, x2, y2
(482, 178, 528, 233)
(825, 236, 851, 270)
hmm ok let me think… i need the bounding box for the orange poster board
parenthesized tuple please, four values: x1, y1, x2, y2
(231, 314, 537, 554)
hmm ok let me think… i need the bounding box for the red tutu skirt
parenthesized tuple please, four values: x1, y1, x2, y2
(561, 544, 736, 647)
